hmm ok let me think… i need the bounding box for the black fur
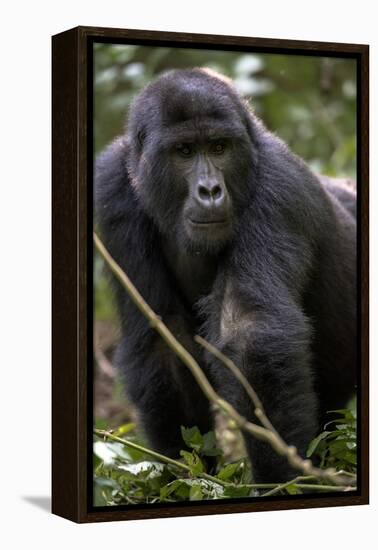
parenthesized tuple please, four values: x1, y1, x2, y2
(95, 69, 356, 483)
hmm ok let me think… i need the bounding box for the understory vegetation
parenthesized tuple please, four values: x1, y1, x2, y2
(94, 406, 357, 506)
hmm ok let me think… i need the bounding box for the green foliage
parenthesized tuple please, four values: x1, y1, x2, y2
(93, 406, 357, 506)
(181, 426, 223, 457)
(93, 426, 253, 506)
(306, 408, 357, 472)
(94, 44, 357, 179)
(179, 450, 204, 476)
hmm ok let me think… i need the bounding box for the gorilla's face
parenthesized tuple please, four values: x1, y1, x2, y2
(126, 69, 257, 253)
(169, 135, 235, 249)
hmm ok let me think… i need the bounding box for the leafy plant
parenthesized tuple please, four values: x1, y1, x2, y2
(94, 409, 357, 506)
(306, 408, 357, 472)
(93, 425, 253, 506)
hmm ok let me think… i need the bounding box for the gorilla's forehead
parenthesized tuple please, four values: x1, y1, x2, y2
(158, 117, 247, 145)
(153, 85, 246, 141)
(160, 85, 237, 125)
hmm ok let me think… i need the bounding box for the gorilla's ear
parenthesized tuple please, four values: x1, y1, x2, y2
(242, 107, 258, 141)
(137, 128, 146, 149)
(242, 109, 260, 165)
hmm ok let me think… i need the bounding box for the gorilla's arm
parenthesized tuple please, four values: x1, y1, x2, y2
(208, 254, 318, 481)
(95, 140, 213, 456)
(212, 296, 316, 483)
(205, 134, 344, 482)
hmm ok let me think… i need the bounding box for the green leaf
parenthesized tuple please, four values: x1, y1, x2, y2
(202, 430, 223, 457)
(114, 423, 136, 436)
(306, 431, 331, 457)
(181, 426, 204, 453)
(217, 462, 241, 481)
(343, 451, 357, 465)
(180, 450, 204, 476)
(286, 484, 300, 495)
(328, 439, 349, 455)
(160, 480, 191, 501)
(222, 485, 252, 498)
(189, 484, 204, 501)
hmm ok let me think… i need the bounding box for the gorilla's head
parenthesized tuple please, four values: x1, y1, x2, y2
(126, 69, 258, 253)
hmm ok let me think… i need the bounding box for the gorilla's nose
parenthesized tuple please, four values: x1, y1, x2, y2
(195, 178, 225, 208)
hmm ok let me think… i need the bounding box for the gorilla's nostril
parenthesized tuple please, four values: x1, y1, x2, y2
(212, 185, 222, 200)
(198, 184, 210, 200)
(197, 182, 223, 204)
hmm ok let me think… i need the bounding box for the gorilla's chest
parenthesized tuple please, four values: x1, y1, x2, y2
(162, 242, 219, 306)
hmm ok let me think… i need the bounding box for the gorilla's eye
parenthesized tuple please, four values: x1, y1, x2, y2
(175, 143, 194, 157)
(210, 141, 226, 155)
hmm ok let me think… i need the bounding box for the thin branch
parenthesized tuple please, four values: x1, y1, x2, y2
(93, 232, 356, 487)
(290, 483, 354, 492)
(94, 347, 116, 379)
(195, 335, 279, 436)
(263, 475, 315, 496)
(95, 429, 248, 489)
(93, 232, 268, 440)
(95, 428, 192, 471)
(193, 337, 355, 492)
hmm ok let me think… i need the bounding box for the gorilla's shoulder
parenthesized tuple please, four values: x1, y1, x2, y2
(95, 137, 137, 223)
(96, 137, 128, 188)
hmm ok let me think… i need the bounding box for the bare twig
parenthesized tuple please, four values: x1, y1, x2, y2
(195, 335, 279, 436)
(265, 478, 354, 495)
(95, 428, 189, 471)
(263, 475, 315, 496)
(93, 232, 356, 487)
(94, 347, 116, 379)
(95, 429, 248, 490)
(194, 337, 357, 491)
(93, 232, 268, 441)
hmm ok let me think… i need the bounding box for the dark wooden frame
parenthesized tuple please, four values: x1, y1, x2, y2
(52, 25, 369, 523)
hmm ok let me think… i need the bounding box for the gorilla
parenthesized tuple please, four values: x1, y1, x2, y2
(95, 68, 356, 483)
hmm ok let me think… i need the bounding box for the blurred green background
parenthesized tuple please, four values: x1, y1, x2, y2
(93, 44, 357, 432)
(94, 44, 357, 173)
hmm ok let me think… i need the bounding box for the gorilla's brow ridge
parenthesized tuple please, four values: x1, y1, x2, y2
(157, 119, 248, 145)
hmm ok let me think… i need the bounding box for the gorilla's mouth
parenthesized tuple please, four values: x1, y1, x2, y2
(188, 218, 228, 227)
(185, 216, 233, 248)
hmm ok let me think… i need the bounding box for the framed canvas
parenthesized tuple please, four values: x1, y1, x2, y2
(52, 26, 369, 523)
